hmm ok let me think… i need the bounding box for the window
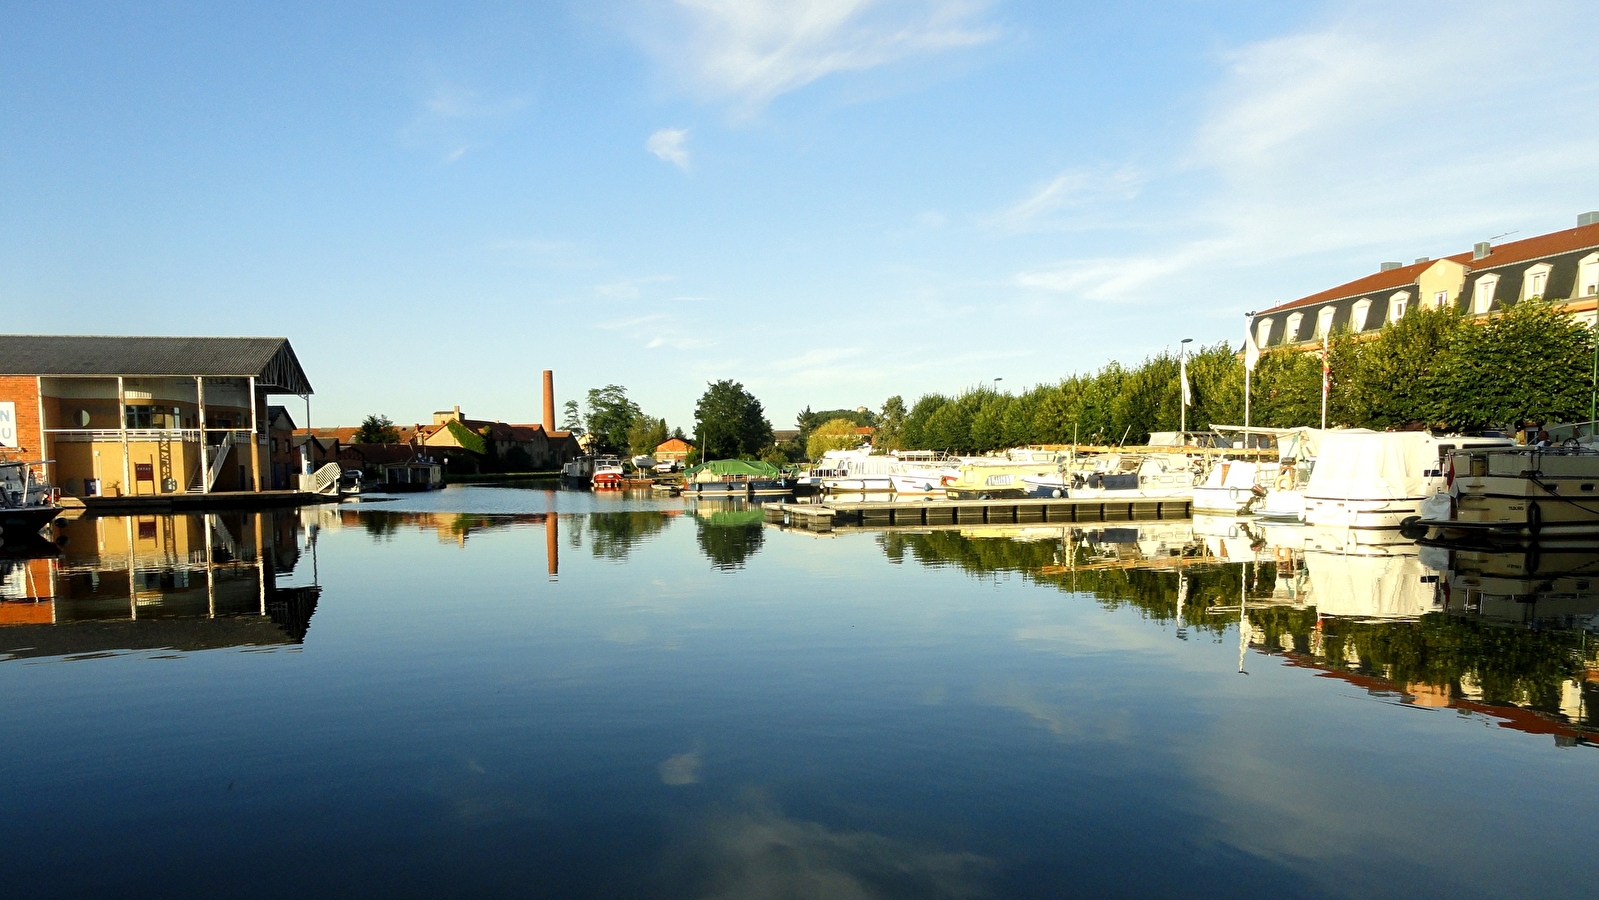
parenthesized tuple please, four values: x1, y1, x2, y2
(1389, 292, 1410, 323)
(125, 405, 153, 429)
(1433, 290, 1449, 307)
(1255, 318, 1273, 347)
(1580, 254, 1599, 297)
(1284, 312, 1304, 342)
(1315, 306, 1336, 337)
(1521, 263, 1552, 301)
(1473, 275, 1498, 314)
(1350, 298, 1372, 332)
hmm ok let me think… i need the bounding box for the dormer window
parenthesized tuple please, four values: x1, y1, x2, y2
(1255, 318, 1273, 347)
(1350, 298, 1371, 332)
(1473, 275, 1498, 314)
(1389, 291, 1410, 323)
(1580, 253, 1599, 298)
(1433, 290, 1449, 307)
(1314, 306, 1336, 337)
(1522, 263, 1552, 301)
(1284, 312, 1304, 342)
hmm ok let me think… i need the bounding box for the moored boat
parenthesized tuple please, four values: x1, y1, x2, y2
(685, 459, 793, 497)
(1302, 431, 1513, 529)
(0, 461, 64, 539)
(592, 456, 625, 490)
(1411, 443, 1599, 542)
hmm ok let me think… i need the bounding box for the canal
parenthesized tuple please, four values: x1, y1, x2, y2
(1, 485, 1595, 898)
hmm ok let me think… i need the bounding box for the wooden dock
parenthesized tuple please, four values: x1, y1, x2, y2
(764, 497, 1193, 532)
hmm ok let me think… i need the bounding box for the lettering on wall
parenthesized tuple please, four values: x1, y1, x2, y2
(0, 401, 17, 448)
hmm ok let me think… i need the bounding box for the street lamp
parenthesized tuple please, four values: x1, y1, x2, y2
(993, 377, 1003, 392)
(1179, 338, 1193, 436)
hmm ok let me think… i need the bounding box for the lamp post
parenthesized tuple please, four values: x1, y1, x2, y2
(1179, 338, 1193, 437)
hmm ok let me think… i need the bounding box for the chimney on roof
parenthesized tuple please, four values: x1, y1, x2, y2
(1415, 257, 1430, 265)
(1380, 261, 1402, 272)
(1473, 241, 1491, 260)
(542, 370, 555, 432)
(1580, 211, 1599, 227)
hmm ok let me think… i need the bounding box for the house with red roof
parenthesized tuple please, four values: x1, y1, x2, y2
(1249, 211, 1599, 350)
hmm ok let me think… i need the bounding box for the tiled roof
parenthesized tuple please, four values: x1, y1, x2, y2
(0, 335, 312, 393)
(1257, 222, 1599, 316)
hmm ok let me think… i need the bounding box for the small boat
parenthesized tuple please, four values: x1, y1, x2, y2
(685, 459, 793, 497)
(944, 449, 1070, 500)
(0, 461, 65, 540)
(1302, 431, 1513, 529)
(1021, 453, 1195, 501)
(592, 456, 625, 490)
(561, 455, 596, 487)
(1410, 443, 1599, 542)
(810, 449, 895, 494)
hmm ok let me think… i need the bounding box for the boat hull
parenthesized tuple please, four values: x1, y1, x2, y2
(1303, 496, 1424, 529)
(0, 505, 63, 537)
(688, 478, 791, 497)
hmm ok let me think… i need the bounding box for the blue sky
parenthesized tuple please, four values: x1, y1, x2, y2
(5, 1, 1598, 430)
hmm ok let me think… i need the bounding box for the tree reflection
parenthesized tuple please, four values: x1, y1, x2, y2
(585, 511, 674, 561)
(696, 508, 765, 570)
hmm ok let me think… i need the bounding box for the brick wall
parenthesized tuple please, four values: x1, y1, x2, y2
(0, 375, 42, 460)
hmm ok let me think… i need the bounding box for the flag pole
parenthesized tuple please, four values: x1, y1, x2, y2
(1320, 331, 1330, 430)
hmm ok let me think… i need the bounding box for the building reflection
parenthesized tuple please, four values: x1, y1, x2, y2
(876, 520, 1599, 746)
(326, 507, 683, 572)
(0, 511, 319, 660)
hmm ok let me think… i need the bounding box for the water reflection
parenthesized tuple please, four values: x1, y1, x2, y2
(0, 512, 319, 660)
(693, 500, 766, 570)
(879, 521, 1599, 745)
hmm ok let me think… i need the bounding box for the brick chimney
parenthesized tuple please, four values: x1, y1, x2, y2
(542, 370, 555, 432)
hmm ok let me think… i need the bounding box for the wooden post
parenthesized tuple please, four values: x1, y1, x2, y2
(197, 376, 209, 494)
(248, 376, 262, 492)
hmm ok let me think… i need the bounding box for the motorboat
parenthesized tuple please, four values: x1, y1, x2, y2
(592, 456, 625, 490)
(810, 449, 895, 494)
(886, 451, 961, 497)
(1412, 443, 1599, 542)
(945, 449, 1070, 500)
(1021, 453, 1195, 501)
(0, 461, 64, 540)
(1191, 459, 1267, 514)
(1302, 431, 1513, 529)
(561, 455, 596, 487)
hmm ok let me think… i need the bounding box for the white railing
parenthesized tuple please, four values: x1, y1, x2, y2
(46, 428, 204, 443)
(205, 432, 237, 491)
(300, 462, 341, 495)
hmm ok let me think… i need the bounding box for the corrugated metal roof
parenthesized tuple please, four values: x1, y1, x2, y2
(0, 335, 312, 393)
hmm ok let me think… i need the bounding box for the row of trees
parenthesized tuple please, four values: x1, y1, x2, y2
(852, 302, 1595, 454)
(576, 380, 776, 464)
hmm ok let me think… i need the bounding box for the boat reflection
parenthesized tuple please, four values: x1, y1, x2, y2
(879, 520, 1599, 745)
(0, 511, 319, 660)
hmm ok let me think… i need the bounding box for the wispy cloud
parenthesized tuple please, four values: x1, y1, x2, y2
(637, 0, 999, 115)
(647, 127, 692, 169)
(401, 86, 528, 163)
(488, 238, 599, 268)
(990, 165, 1145, 233)
(594, 275, 675, 300)
(1004, 1, 1599, 311)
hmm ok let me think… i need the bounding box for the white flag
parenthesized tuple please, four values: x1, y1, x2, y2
(1243, 324, 1260, 372)
(1179, 354, 1192, 407)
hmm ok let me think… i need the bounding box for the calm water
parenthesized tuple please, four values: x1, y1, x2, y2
(1, 485, 1596, 898)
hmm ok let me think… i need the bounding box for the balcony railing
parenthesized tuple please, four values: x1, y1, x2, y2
(44, 428, 252, 444)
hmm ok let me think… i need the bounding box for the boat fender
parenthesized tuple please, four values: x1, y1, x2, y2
(1228, 486, 1241, 502)
(1398, 516, 1426, 540)
(1527, 500, 1542, 536)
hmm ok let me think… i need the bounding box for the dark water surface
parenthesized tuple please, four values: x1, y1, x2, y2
(1, 486, 1595, 898)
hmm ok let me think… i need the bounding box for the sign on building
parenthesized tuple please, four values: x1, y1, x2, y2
(0, 401, 17, 448)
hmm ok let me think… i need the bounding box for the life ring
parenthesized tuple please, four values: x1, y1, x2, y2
(1275, 470, 1293, 491)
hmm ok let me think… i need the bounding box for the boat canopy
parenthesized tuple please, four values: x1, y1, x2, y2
(685, 459, 782, 479)
(1304, 431, 1438, 500)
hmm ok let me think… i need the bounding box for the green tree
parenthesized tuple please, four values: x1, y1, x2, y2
(628, 416, 670, 457)
(695, 380, 774, 460)
(1445, 301, 1594, 429)
(876, 395, 907, 450)
(561, 399, 585, 434)
(584, 385, 642, 453)
(806, 417, 864, 459)
(901, 394, 949, 449)
(353, 414, 401, 444)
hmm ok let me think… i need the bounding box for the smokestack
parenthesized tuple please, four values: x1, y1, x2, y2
(542, 370, 555, 432)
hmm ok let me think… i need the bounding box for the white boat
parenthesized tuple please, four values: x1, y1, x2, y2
(1302, 431, 1514, 529)
(1191, 459, 1267, 515)
(1021, 453, 1196, 501)
(1413, 443, 1599, 541)
(809, 449, 895, 493)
